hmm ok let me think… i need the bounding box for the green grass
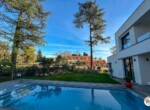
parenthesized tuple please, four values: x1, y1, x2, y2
(24, 73, 119, 84)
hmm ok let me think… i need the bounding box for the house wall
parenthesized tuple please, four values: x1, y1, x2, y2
(132, 56, 142, 84)
(117, 38, 150, 59)
(108, 53, 150, 85)
(107, 55, 124, 78)
(138, 53, 150, 85)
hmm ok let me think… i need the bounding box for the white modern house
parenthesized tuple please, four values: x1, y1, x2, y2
(107, 0, 150, 85)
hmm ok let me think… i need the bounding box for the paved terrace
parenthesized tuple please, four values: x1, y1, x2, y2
(113, 77, 150, 98)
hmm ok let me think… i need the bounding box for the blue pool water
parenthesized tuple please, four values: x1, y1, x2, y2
(0, 84, 150, 110)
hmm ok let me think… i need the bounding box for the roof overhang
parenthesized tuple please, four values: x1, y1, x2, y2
(115, 0, 150, 37)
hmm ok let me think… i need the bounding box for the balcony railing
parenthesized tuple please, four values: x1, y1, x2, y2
(137, 32, 150, 43)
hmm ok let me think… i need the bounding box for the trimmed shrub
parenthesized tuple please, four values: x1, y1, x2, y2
(0, 59, 12, 76)
(25, 65, 39, 76)
(42, 67, 49, 73)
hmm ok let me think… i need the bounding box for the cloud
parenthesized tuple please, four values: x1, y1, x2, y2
(47, 43, 87, 49)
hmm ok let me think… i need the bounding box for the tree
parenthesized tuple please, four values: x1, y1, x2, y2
(110, 46, 116, 55)
(0, 0, 50, 79)
(37, 49, 43, 62)
(41, 57, 54, 74)
(0, 59, 12, 76)
(55, 55, 67, 66)
(21, 47, 36, 64)
(73, 1, 110, 70)
(98, 57, 102, 60)
(56, 51, 71, 57)
(0, 41, 10, 60)
(17, 50, 25, 64)
(83, 52, 88, 56)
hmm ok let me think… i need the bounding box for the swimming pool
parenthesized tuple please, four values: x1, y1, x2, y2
(0, 84, 150, 110)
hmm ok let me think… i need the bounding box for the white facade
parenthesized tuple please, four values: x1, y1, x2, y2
(107, 0, 150, 85)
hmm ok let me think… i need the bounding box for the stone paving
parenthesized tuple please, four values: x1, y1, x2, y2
(22, 79, 125, 90)
(113, 77, 150, 98)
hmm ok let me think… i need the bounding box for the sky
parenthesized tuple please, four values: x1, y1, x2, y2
(37, 0, 144, 60)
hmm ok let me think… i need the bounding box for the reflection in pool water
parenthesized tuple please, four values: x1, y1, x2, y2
(0, 85, 150, 110)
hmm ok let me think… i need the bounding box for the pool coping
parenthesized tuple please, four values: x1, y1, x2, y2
(0, 107, 15, 110)
(22, 79, 125, 89)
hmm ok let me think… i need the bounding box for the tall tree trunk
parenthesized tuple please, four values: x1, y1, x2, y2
(11, 41, 19, 79)
(11, 12, 22, 80)
(90, 23, 93, 70)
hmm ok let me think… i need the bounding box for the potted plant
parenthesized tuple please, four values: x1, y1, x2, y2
(124, 76, 132, 88)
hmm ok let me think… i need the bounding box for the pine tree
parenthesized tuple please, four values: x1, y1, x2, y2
(73, 1, 109, 70)
(37, 49, 42, 62)
(0, 0, 50, 79)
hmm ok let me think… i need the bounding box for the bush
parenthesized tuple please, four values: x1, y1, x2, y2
(42, 67, 49, 73)
(16, 67, 26, 73)
(25, 65, 39, 76)
(0, 59, 12, 76)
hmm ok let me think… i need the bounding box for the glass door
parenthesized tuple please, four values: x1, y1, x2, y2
(124, 58, 135, 81)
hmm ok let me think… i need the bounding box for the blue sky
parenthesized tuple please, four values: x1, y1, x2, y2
(37, 0, 144, 60)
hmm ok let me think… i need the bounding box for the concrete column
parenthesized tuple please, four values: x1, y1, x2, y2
(115, 58, 125, 78)
(138, 54, 150, 85)
(115, 36, 120, 53)
(119, 59, 125, 78)
(129, 27, 137, 45)
(132, 56, 142, 84)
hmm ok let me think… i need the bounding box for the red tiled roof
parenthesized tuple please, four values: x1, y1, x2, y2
(65, 56, 106, 67)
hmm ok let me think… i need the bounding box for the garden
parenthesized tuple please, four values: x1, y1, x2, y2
(0, 0, 113, 84)
(0, 54, 117, 84)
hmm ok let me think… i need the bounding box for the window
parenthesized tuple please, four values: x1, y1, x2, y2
(121, 33, 131, 49)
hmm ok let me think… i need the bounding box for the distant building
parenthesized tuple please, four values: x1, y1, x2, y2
(65, 55, 108, 73)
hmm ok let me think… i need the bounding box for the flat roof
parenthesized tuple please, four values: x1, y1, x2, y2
(115, 0, 150, 37)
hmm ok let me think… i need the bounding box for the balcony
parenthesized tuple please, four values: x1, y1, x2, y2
(137, 32, 150, 43)
(118, 32, 150, 59)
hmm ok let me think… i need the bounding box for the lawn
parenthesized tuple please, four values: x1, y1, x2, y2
(24, 73, 119, 84)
